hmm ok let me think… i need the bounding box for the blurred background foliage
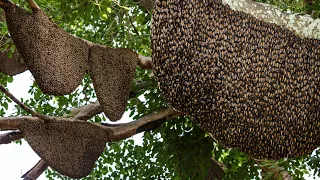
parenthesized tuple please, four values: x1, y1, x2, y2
(0, 0, 320, 179)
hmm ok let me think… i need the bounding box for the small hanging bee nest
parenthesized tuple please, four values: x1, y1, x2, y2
(21, 119, 108, 178)
(1, 3, 89, 95)
(152, 0, 320, 159)
(0, 51, 27, 76)
(89, 45, 138, 121)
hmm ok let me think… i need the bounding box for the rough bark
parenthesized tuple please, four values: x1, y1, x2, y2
(21, 160, 48, 180)
(67, 101, 103, 120)
(110, 108, 177, 141)
(205, 158, 226, 180)
(136, 0, 320, 39)
(223, 0, 320, 39)
(0, 131, 23, 144)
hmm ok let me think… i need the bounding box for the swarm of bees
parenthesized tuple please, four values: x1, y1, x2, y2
(152, 0, 320, 159)
(89, 45, 138, 121)
(21, 119, 108, 178)
(0, 52, 26, 76)
(1, 2, 138, 121)
(2, 3, 89, 95)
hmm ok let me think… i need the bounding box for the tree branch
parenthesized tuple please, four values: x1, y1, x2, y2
(26, 0, 40, 9)
(0, 131, 23, 144)
(22, 101, 103, 179)
(0, 116, 34, 130)
(21, 160, 48, 180)
(0, 85, 53, 121)
(2, 102, 101, 178)
(0, 107, 179, 140)
(205, 157, 225, 180)
(138, 55, 153, 69)
(15, 105, 179, 178)
(0, 109, 179, 179)
(129, 16, 140, 36)
(66, 101, 103, 121)
(109, 107, 178, 141)
(222, 0, 320, 39)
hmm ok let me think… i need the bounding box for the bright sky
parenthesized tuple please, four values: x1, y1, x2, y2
(0, 71, 46, 180)
(0, 140, 46, 179)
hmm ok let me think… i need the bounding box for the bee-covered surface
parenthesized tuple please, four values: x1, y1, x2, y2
(152, 0, 320, 159)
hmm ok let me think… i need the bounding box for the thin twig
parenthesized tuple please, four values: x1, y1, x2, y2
(129, 17, 140, 36)
(0, 84, 53, 121)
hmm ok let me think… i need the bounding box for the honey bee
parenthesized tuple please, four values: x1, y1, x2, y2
(152, 0, 320, 160)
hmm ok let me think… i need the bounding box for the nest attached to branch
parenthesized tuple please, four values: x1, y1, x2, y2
(21, 119, 108, 178)
(0, 2, 138, 121)
(89, 45, 138, 121)
(2, 3, 89, 95)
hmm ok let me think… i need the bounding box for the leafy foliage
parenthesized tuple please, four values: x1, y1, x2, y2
(0, 0, 320, 179)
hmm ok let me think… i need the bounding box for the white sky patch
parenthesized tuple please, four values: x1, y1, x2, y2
(1, 71, 46, 179)
(6, 71, 33, 116)
(0, 140, 46, 180)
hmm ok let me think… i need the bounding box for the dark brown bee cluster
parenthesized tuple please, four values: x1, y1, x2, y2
(2, 3, 89, 95)
(21, 119, 108, 178)
(152, 0, 320, 159)
(89, 45, 138, 121)
(0, 51, 26, 76)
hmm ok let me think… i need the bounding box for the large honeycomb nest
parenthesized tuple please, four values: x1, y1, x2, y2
(1, 3, 89, 95)
(21, 119, 108, 178)
(89, 45, 138, 121)
(152, 0, 320, 159)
